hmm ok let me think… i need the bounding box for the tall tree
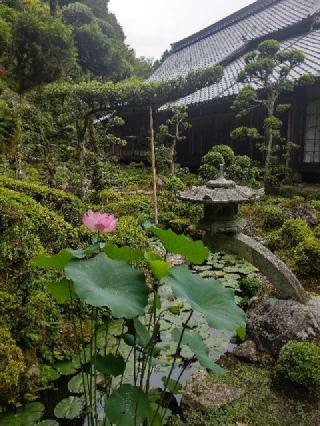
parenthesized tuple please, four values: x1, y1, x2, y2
(231, 40, 312, 190)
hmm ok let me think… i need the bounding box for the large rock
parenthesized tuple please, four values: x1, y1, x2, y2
(182, 371, 245, 412)
(233, 340, 273, 365)
(281, 205, 318, 227)
(247, 297, 320, 356)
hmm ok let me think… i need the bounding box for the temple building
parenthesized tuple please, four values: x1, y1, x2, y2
(121, 0, 320, 181)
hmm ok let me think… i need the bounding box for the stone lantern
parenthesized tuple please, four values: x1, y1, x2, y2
(178, 166, 307, 304)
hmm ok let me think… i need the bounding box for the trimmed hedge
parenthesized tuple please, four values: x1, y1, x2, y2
(0, 177, 84, 225)
(276, 341, 320, 393)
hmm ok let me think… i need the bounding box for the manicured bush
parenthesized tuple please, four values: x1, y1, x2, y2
(0, 188, 79, 271)
(163, 175, 185, 192)
(0, 328, 26, 407)
(279, 219, 313, 250)
(293, 236, 320, 276)
(310, 200, 320, 212)
(107, 194, 152, 218)
(276, 341, 320, 393)
(0, 177, 84, 225)
(106, 215, 149, 249)
(199, 145, 261, 185)
(260, 205, 287, 231)
(98, 188, 124, 204)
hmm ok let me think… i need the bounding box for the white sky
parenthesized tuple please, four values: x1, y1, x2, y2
(109, 0, 255, 59)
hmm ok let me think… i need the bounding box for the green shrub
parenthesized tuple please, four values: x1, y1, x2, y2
(106, 215, 149, 249)
(107, 194, 152, 218)
(265, 229, 282, 251)
(0, 177, 84, 225)
(314, 225, 320, 239)
(0, 291, 21, 330)
(276, 341, 320, 393)
(240, 277, 263, 297)
(199, 145, 261, 185)
(279, 219, 313, 250)
(98, 188, 124, 204)
(0, 328, 26, 406)
(0, 188, 79, 271)
(310, 200, 320, 212)
(293, 236, 320, 276)
(163, 175, 185, 192)
(260, 205, 287, 231)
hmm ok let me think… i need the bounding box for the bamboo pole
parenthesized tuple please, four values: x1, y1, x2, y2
(149, 106, 158, 225)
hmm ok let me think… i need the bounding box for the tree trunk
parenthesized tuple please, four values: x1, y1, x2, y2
(149, 106, 158, 225)
(264, 101, 275, 193)
(49, 0, 59, 16)
(77, 118, 89, 200)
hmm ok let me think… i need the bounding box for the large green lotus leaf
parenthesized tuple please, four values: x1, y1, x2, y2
(0, 403, 45, 425)
(32, 249, 85, 270)
(148, 259, 171, 280)
(172, 328, 224, 374)
(150, 227, 209, 264)
(105, 384, 151, 426)
(95, 353, 126, 377)
(133, 318, 151, 348)
(54, 360, 78, 376)
(103, 243, 145, 263)
(162, 265, 245, 331)
(47, 278, 77, 304)
(54, 396, 83, 420)
(65, 253, 149, 318)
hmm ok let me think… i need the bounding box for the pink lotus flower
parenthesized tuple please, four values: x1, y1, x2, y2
(82, 210, 117, 233)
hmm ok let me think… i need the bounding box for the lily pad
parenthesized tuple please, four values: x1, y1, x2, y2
(54, 396, 83, 420)
(172, 328, 224, 374)
(95, 353, 126, 377)
(68, 373, 85, 394)
(0, 403, 45, 426)
(65, 253, 149, 318)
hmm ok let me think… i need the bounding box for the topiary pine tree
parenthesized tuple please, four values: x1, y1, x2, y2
(159, 105, 191, 174)
(231, 39, 313, 191)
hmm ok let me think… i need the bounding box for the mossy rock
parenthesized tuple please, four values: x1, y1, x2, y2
(276, 341, 320, 393)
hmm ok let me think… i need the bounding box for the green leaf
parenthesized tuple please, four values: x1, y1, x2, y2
(32, 249, 84, 270)
(65, 253, 149, 318)
(149, 260, 171, 280)
(133, 318, 151, 348)
(54, 396, 83, 420)
(0, 403, 45, 426)
(47, 278, 77, 304)
(237, 325, 246, 342)
(37, 421, 59, 426)
(54, 360, 78, 376)
(162, 265, 245, 331)
(172, 328, 224, 374)
(95, 354, 126, 377)
(68, 373, 85, 394)
(103, 242, 145, 263)
(150, 227, 208, 264)
(105, 385, 151, 426)
(161, 377, 182, 394)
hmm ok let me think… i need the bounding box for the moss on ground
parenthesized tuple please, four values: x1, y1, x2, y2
(171, 363, 319, 426)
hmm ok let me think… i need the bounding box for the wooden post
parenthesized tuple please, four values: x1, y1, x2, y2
(149, 106, 158, 225)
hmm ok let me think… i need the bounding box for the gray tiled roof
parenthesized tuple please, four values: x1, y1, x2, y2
(151, 0, 320, 82)
(165, 29, 320, 108)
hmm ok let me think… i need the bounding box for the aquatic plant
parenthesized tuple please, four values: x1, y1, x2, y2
(26, 211, 245, 426)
